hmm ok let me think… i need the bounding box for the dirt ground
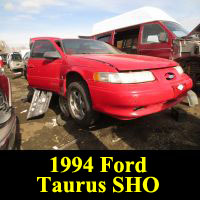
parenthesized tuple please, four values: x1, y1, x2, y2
(6, 68, 200, 150)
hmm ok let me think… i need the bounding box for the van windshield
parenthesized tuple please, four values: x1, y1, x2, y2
(162, 21, 189, 38)
(62, 39, 124, 54)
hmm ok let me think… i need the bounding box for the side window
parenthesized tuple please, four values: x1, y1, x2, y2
(142, 24, 168, 44)
(31, 40, 56, 58)
(97, 35, 111, 43)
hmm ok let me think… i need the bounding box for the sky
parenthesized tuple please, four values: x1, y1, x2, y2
(0, 0, 199, 47)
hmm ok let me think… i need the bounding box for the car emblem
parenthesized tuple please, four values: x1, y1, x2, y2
(165, 72, 175, 80)
(177, 84, 184, 91)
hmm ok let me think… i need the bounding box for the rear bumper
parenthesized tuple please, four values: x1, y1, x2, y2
(0, 109, 17, 150)
(89, 76, 193, 120)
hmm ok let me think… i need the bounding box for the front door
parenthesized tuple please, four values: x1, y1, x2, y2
(28, 40, 62, 92)
(139, 22, 171, 59)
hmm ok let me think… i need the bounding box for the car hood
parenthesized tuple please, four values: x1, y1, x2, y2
(73, 54, 177, 71)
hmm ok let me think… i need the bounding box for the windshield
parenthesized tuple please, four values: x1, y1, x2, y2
(11, 53, 22, 61)
(62, 39, 124, 54)
(162, 21, 189, 38)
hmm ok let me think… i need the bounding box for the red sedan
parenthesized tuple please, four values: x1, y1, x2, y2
(27, 38, 193, 126)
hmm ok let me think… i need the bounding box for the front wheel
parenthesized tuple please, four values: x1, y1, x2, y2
(67, 81, 98, 127)
(59, 95, 70, 118)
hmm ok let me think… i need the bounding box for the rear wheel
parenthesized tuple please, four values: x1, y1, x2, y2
(67, 81, 98, 127)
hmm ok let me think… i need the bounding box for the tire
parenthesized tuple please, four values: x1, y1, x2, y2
(59, 95, 70, 118)
(67, 81, 98, 127)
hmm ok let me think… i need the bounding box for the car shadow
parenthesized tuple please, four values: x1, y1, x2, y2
(48, 96, 108, 150)
(48, 94, 200, 150)
(63, 108, 200, 150)
(62, 119, 109, 150)
(112, 108, 200, 150)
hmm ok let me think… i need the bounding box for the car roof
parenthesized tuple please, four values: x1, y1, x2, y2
(30, 37, 61, 43)
(30, 37, 95, 43)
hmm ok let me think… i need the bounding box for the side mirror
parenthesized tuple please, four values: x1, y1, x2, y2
(158, 32, 168, 43)
(43, 51, 61, 59)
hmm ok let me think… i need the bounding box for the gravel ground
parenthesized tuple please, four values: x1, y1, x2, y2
(6, 68, 200, 150)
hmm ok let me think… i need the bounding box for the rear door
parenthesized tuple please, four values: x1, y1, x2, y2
(28, 40, 62, 92)
(139, 22, 171, 59)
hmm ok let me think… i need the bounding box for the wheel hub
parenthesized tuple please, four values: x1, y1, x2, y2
(69, 89, 86, 120)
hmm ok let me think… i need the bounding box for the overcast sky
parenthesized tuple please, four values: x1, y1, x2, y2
(0, 0, 199, 47)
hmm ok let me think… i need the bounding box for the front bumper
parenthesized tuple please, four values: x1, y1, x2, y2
(89, 75, 193, 120)
(0, 109, 17, 150)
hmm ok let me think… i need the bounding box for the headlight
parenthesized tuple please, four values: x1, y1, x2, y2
(174, 66, 184, 74)
(94, 71, 155, 84)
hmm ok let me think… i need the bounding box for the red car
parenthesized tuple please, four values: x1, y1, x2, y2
(27, 38, 193, 126)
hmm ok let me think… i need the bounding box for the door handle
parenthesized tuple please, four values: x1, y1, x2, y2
(29, 65, 34, 69)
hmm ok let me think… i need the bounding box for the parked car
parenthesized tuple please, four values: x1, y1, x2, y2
(22, 51, 30, 79)
(27, 37, 193, 126)
(81, 7, 200, 88)
(7, 52, 24, 72)
(0, 72, 17, 149)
